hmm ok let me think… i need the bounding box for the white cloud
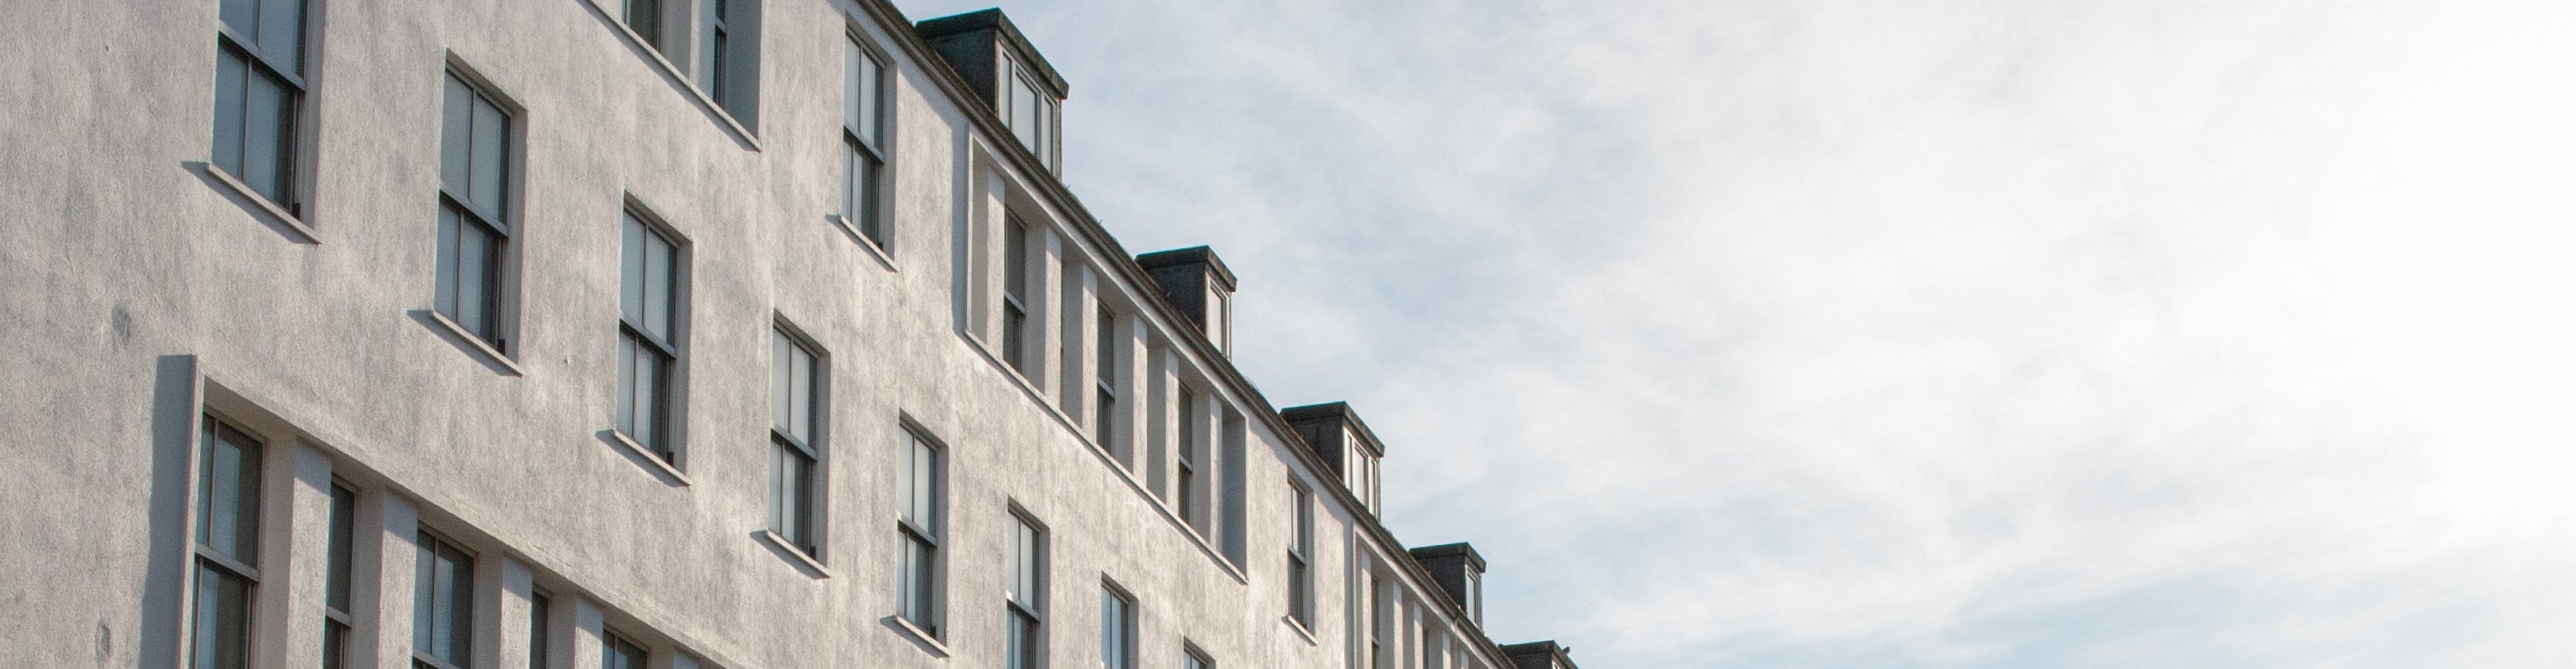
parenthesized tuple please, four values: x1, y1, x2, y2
(905, 0, 2576, 665)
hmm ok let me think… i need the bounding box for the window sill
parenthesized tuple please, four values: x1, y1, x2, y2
(201, 162, 317, 244)
(829, 214, 899, 272)
(421, 310, 524, 376)
(886, 615, 950, 658)
(604, 429, 692, 487)
(579, 0, 760, 150)
(1282, 615, 1319, 646)
(755, 530, 833, 579)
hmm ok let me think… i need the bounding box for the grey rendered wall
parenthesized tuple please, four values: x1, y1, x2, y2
(0, 0, 1504, 667)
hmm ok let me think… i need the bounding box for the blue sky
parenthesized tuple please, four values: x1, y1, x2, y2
(898, 1, 2576, 666)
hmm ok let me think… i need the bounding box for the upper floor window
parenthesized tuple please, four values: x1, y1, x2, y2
(1286, 481, 1314, 627)
(1185, 644, 1214, 669)
(414, 530, 476, 669)
(770, 326, 822, 555)
(1005, 513, 1045, 669)
(841, 35, 889, 246)
(621, 0, 664, 50)
(435, 68, 517, 350)
(191, 417, 264, 669)
(603, 629, 648, 669)
(896, 429, 944, 635)
(1345, 431, 1380, 514)
(616, 210, 684, 463)
(529, 591, 552, 669)
(1093, 306, 1119, 447)
(212, 0, 307, 211)
(1176, 386, 1201, 530)
(1001, 63, 1057, 168)
(1100, 584, 1136, 669)
(324, 482, 355, 669)
(1001, 216, 1033, 375)
(612, 0, 759, 131)
(698, 0, 760, 126)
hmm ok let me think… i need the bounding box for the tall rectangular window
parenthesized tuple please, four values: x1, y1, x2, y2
(1100, 586, 1135, 669)
(1093, 306, 1118, 447)
(529, 591, 552, 669)
(323, 482, 356, 669)
(621, 0, 662, 50)
(704, 0, 731, 99)
(1176, 386, 1199, 530)
(1005, 515, 1044, 669)
(414, 531, 475, 669)
(842, 37, 889, 246)
(212, 0, 306, 209)
(770, 326, 821, 555)
(617, 211, 681, 462)
(896, 430, 942, 634)
(603, 630, 648, 669)
(699, 0, 759, 126)
(1286, 482, 1313, 627)
(436, 71, 514, 347)
(1001, 217, 1030, 374)
(1366, 577, 1385, 669)
(1184, 645, 1213, 669)
(191, 418, 263, 669)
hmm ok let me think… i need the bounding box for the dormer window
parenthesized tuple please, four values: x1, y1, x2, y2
(1004, 63, 1057, 167)
(1345, 427, 1379, 512)
(916, 9, 1068, 173)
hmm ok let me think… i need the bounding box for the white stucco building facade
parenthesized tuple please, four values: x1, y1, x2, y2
(0, 2, 1583, 669)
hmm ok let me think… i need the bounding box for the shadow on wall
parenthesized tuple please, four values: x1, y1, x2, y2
(141, 354, 199, 668)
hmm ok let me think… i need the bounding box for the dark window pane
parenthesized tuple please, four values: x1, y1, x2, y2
(641, 232, 673, 340)
(414, 534, 473, 664)
(467, 98, 507, 214)
(327, 484, 355, 611)
(603, 631, 647, 669)
(197, 421, 262, 564)
(259, 0, 305, 76)
(529, 593, 550, 669)
(219, 0, 259, 40)
(620, 215, 645, 324)
(845, 147, 881, 244)
(631, 347, 664, 455)
(440, 76, 471, 194)
(243, 67, 291, 203)
(785, 448, 813, 548)
(192, 564, 253, 669)
(454, 221, 493, 338)
(787, 344, 812, 443)
(323, 620, 347, 669)
(212, 50, 249, 181)
(1095, 392, 1113, 445)
(770, 333, 791, 431)
(624, 0, 660, 48)
(435, 206, 461, 319)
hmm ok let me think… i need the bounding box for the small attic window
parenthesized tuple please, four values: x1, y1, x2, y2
(1002, 61, 1057, 168)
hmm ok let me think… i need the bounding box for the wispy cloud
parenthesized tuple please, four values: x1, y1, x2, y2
(905, 0, 2576, 665)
